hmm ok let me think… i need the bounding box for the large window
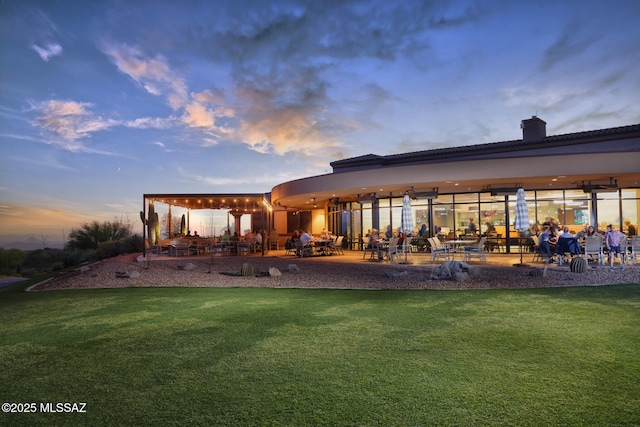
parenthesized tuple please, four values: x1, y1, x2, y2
(433, 195, 454, 239)
(622, 189, 640, 235)
(596, 191, 620, 232)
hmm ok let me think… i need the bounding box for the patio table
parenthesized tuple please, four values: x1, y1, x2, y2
(443, 240, 477, 259)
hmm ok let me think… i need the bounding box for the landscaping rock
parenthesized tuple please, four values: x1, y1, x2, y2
(385, 270, 408, 278)
(288, 264, 300, 273)
(431, 260, 475, 281)
(269, 267, 282, 277)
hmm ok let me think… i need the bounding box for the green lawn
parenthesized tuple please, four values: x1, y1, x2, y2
(1, 282, 639, 426)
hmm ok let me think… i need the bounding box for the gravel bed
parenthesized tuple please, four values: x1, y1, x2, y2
(29, 254, 640, 291)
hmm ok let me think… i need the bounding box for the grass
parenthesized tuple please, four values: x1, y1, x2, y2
(1, 281, 639, 426)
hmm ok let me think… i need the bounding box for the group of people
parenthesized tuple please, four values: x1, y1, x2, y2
(538, 222, 629, 270)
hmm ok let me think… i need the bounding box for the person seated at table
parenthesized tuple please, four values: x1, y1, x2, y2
(586, 225, 599, 237)
(300, 230, 314, 246)
(557, 226, 580, 260)
(575, 224, 588, 239)
(604, 224, 625, 270)
(255, 228, 263, 246)
(418, 224, 427, 236)
(625, 220, 636, 236)
(366, 229, 387, 260)
(539, 225, 553, 261)
(482, 222, 496, 236)
(320, 228, 329, 240)
(560, 226, 573, 237)
(542, 221, 559, 252)
(385, 225, 393, 239)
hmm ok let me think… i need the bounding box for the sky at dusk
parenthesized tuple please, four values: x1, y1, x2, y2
(1, 0, 639, 248)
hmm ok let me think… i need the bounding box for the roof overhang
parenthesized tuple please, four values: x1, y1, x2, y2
(144, 193, 271, 211)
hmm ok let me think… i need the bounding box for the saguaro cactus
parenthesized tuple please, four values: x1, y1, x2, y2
(140, 202, 160, 245)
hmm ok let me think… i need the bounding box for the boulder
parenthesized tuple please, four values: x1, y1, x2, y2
(431, 260, 475, 282)
(288, 264, 300, 273)
(269, 267, 282, 277)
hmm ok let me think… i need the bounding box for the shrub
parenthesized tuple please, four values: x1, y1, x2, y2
(66, 219, 133, 250)
(0, 248, 27, 276)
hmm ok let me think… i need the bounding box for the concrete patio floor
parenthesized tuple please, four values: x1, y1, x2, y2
(143, 248, 602, 269)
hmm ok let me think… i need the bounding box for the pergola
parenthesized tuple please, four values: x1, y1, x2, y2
(142, 193, 272, 245)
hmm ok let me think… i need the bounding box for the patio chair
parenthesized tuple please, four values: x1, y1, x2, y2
(485, 233, 502, 252)
(377, 237, 399, 262)
(428, 237, 449, 262)
(284, 239, 296, 256)
(530, 235, 542, 262)
(584, 236, 604, 265)
(294, 238, 313, 257)
(144, 240, 159, 255)
(269, 233, 280, 250)
(463, 237, 487, 262)
(170, 238, 190, 256)
(630, 236, 640, 264)
(363, 241, 377, 259)
(238, 238, 256, 256)
(396, 236, 413, 262)
(329, 235, 344, 255)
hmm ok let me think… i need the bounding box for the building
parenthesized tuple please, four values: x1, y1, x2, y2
(269, 117, 640, 251)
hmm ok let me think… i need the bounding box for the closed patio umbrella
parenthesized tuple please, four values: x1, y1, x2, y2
(401, 193, 413, 235)
(399, 193, 414, 263)
(514, 188, 530, 266)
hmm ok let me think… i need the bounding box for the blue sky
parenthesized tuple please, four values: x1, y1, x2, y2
(1, 0, 639, 246)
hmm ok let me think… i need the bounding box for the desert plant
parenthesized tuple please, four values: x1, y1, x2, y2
(67, 219, 133, 250)
(140, 202, 160, 245)
(241, 263, 260, 277)
(570, 257, 587, 273)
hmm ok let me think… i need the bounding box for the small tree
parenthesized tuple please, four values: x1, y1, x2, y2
(66, 219, 133, 250)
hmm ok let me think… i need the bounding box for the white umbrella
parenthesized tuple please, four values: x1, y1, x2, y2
(514, 188, 530, 265)
(399, 193, 414, 263)
(401, 193, 414, 235)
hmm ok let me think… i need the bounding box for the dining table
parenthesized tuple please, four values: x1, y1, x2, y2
(442, 240, 477, 259)
(312, 239, 333, 256)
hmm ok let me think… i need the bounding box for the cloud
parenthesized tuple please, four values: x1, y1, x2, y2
(102, 43, 188, 110)
(31, 42, 62, 61)
(539, 20, 598, 73)
(30, 99, 117, 152)
(125, 117, 175, 129)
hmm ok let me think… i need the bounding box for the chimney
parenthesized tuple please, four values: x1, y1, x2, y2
(520, 116, 546, 141)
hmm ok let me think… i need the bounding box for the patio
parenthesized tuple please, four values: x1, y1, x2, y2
(140, 247, 585, 269)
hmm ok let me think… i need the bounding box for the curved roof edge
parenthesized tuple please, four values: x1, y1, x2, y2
(330, 123, 640, 172)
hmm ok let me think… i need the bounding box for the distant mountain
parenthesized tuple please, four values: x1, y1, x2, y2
(0, 237, 64, 251)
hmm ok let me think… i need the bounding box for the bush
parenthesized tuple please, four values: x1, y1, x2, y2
(93, 235, 143, 260)
(66, 219, 133, 250)
(0, 248, 27, 276)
